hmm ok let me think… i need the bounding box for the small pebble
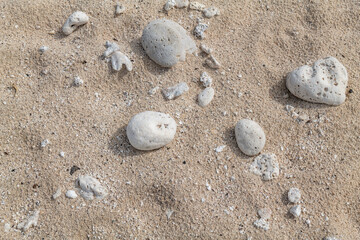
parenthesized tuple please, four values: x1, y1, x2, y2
(288, 188, 301, 203)
(126, 111, 177, 150)
(200, 44, 212, 54)
(111, 51, 133, 72)
(189, 2, 206, 11)
(289, 205, 301, 217)
(62, 11, 89, 35)
(198, 87, 214, 107)
(194, 23, 208, 39)
(253, 218, 269, 231)
(214, 145, 226, 153)
(203, 6, 220, 18)
(235, 119, 266, 156)
(52, 188, 62, 200)
(205, 55, 221, 69)
(59, 151, 65, 158)
(38, 46, 49, 53)
(75, 175, 107, 200)
(73, 76, 83, 86)
(65, 190, 78, 199)
(115, 3, 126, 15)
(199, 72, 212, 87)
(40, 139, 49, 148)
(249, 154, 279, 181)
(162, 82, 189, 100)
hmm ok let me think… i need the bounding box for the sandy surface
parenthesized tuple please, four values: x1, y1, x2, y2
(0, 0, 359, 239)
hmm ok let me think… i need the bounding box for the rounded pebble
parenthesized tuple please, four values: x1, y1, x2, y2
(249, 153, 279, 181)
(62, 11, 89, 35)
(286, 56, 348, 105)
(198, 87, 214, 107)
(288, 188, 301, 203)
(235, 119, 266, 156)
(65, 190, 78, 199)
(141, 19, 196, 67)
(126, 111, 177, 150)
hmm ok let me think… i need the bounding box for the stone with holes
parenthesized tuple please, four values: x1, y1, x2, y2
(127, 111, 177, 150)
(286, 57, 348, 105)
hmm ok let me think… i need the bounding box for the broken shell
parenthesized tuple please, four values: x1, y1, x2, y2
(62, 11, 89, 36)
(111, 51, 133, 71)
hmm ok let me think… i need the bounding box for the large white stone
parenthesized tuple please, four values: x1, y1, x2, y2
(286, 57, 348, 105)
(235, 119, 266, 156)
(62, 11, 89, 35)
(126, 111, 177, 150)
(141, 19, 196, 67)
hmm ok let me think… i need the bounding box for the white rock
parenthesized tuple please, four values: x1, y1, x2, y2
(39, 46, 49, 53)
(65, 190, 78, 199)
(62, 11, 89, 35)
(126, 111, 177, 150)
(111, 51, 133, 71)
(4, 223, 11, 232)
(164, 0, 176, 11)
(249, 154, 279, 181)
(214, 145, 226, 153)
(17, 210, 40, 232)
(258, 208, 272, 220)
(164, 0, 189, 11)
(141, 19, 196, 67)
(198, 87, 214, 107)
(40, 139, 49, 148)
(288, 188, 301, 203)
(286, 57, 348, 105)
(194, 23, 208, 39)
(253, 218, 269, 231)
(189, 2, 206, 11)
(235, 119, 266, 156)
(205, 55, 221, 69)
(162, 82, 189, 100)
(203, 6, 220, 18)
(165, 209, 174, 219)
(103, 41, 120, 58)
(73, 76, 83, 86)
(289, 205, 301, 217)
(115, 3, 126, 15)
(200, 71, 212, 87)
(200, 44, 212, 55)
(59, 151, 65, 157)
(52, 188, 62, 200)
(75, 175, 108, 200)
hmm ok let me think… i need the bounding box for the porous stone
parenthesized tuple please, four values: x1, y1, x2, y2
(141, 19, 196, 67)
(164, 0, 189, 11)
(286, 57, 348, 105)
(162, 82, 189, 100)
(75, 175, 108, 200)
(126, 111, 177, 150)
(111, 51, 133, 71)
(73, 76, 83, 86)
(288, 188, 301, 203)
(198, 87, 214, 107)
(17, 210, 40, 232)
(65, 190, 78, 199)
(194, 23, 208, 39)
(200, 71, 212, 87)
(189, 2, 206, 11)
(203, 6, 220, 18)
(103, 41, 120, 58)
(249, 154, 279, 181)
(235, 119, 266, 156)
(289, 205, 301, 217)
(62, 11, 89, 35)
(253, 218, 269, 231)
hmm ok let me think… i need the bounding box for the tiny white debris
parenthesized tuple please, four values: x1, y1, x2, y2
(40, 139, 49, 148)
(285, 105, 295, 112)
(52, 188, 62, 200)
(198, 87, 215, 107)
(76, 175, 108, 200)
(215, 145, 226, 153)
(205, 181, 211, 191)
(258, 208, 272, 220)
(39, 46, 49, 53)
(126, 111, 177, 150)
(200, 72, 212, 87)
(166, 209, 174, 219)
(59, 151, 65, 158)
(62, 11, 89, 35)
(205, 55, 221, 69)
(200, 44, 212, 54)
(253, 218, 269, 231)
(323, 237, 340, 240)
(286, 57, 348, 105)
(203, 6, 220, 18)
(249, 154, 279, 181)
(115, 3, 126, 15)
(289, 205, 301, 217)
(194, 23, 208, 39)
(73, 76, 83, 86)
(298, 113, 309, 122)
(238, 74, 242, 79)
(288, 188, 301, 203)
(148, 86, 159, 95)
(305, 219, 311, 226)
(65, 190, 78, 199)
(162, 82, 189, 100)
(189, 2, 206, 11)
(4, 223, 11, 232)
(17, 210, 40, 232)
(111, 51, 133, 71)
(103, 41, 120, 58)
(235, 119, 266, 156)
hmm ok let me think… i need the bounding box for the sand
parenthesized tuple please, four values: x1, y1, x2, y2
(0, 0, 359, 239)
